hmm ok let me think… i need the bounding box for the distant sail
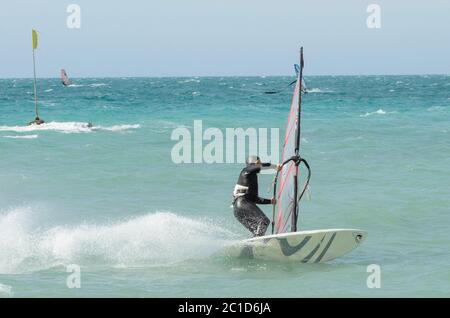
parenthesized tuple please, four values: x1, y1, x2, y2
(294, 64, 300, 77)
(61, 69, 70, 86)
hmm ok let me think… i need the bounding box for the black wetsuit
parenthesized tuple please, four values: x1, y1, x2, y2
(28, 118, 45, 126)
(232, 163, 273, 237)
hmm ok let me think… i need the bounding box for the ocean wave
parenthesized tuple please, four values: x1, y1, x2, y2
(44, 89, 54, 92)
(0, 122, 93, 134)
(0, 207, 238, 274)
(3, 135, 39, 139)
(148, 120, 190, 133)
(94, 124, 141, 132)
(178, 79, 200, 84)
(306, 88, 334, 93)
(89, 83, 108, 87)
(427, 106, 447, 112)
(40, 101, 57, 107)
(0, 122, 140, 134)
(67, 84, 84, 88)
(0, 283, 13, 298)
(360, 109, 392, 117)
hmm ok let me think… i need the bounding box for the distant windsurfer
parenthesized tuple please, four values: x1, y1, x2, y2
(61, 69, 70, 87)
(232, 156, 281, 237)
(28, 117, 45, 126)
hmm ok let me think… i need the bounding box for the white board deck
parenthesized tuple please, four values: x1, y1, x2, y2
(222, 229, 367, 263)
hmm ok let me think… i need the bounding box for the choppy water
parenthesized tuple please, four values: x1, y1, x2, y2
(0, 76, 449, 297)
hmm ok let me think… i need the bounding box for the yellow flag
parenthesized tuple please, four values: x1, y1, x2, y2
(32, 29, 38, 50)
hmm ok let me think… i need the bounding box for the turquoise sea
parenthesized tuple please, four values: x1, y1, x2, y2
(0, 75, 449, 297)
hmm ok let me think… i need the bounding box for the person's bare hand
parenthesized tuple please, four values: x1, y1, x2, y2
(271, 197, 277, 205)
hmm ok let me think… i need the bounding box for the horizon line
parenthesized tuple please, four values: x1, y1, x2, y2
(1, 73, 449, 80)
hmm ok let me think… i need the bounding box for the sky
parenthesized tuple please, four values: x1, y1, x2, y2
(0, 0, 449, 77)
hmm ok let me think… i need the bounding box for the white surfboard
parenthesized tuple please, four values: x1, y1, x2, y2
(223, 229, 367, 263)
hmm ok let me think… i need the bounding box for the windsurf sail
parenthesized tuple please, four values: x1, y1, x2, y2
(272, 47, 311, 234)
(60, 69, 70, 86)
(264, 65, 300, 94)
(294, 64, 300, 77)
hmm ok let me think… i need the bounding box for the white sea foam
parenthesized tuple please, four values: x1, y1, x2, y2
(94, 124, 141, 132)
(44, 89, 54, 92)
(306, 88, 334, 93)
(3, 135, 39, 139)
(360, 109, 388, 117)
(0, 122, 93, 133)
(90, 83, 108, 87)
(0, 122, 140, 134)
(67, 84, 84, 88)
(0, 283, 13, 298)
(0, 207, 238, 274)
(178, 79, 200, 84)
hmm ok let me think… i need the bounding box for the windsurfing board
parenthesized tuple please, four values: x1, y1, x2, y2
(223, 229, 367, 263)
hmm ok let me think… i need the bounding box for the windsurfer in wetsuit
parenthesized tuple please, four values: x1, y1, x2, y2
(28, 117, 45, 126)
(232, 155, 281, 237)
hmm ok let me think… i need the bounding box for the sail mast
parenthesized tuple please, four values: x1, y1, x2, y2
(291, 47, 304, 232)
(32, 29, 39, 118)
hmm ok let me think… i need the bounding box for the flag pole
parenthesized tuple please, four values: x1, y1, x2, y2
(32, 46, 38, 118)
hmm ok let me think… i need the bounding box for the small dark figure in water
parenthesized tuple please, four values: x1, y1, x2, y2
(232, 155, 281, 237)
(28, 117, 45, 126)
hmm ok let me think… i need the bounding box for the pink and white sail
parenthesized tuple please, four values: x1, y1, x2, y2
(60, 69, 70, 86)
(274, 76, 301, 234)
